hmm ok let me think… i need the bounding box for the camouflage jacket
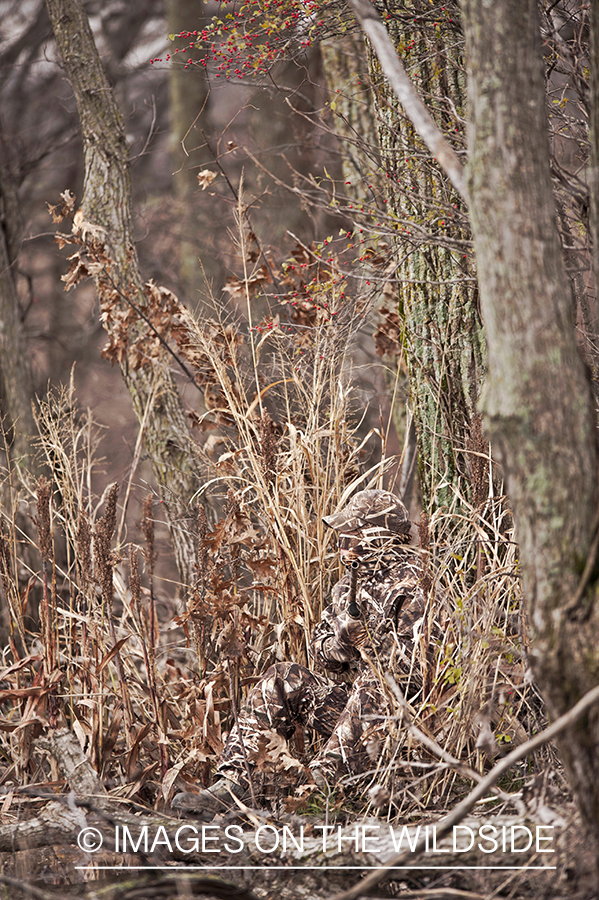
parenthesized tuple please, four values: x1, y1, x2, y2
(310, 549, 432, 682)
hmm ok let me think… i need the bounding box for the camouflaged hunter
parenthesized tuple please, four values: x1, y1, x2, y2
(172, 489, 436, 816)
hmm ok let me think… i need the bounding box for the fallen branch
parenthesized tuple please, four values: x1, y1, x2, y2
(386, 675, 525, 811)
(0, 871, 261, 900)
(0, 725, 558, 900)
(347, 0, 467, 201)
(333, 679, 599, 900)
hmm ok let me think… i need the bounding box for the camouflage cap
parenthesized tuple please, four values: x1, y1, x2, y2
(323, 490, 412, 541)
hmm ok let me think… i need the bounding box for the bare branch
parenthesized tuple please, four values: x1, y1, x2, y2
(347, 0, 467, 201)
(333, 679, 599, 900)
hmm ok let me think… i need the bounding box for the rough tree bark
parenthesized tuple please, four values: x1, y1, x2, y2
(0, 157, 36, 467)
(590, 0, 599, 334)
(45, 0, 200, 589)
(321, 32, 379, 205)
(166, 0, 218, 296)
(365, 0, 486, 510)
(462, 0, 599, 870)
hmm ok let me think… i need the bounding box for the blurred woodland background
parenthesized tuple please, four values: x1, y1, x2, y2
(0, 0, 597, 894)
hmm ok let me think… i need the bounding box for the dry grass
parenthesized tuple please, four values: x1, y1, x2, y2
(0, 227, 550, 822)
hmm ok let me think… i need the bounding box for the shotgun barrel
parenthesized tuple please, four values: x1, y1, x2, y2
(347, 559, 361, 618)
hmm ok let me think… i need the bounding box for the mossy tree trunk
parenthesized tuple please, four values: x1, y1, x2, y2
(320, 35, 413, 494)
(45, 0, 199, 590)
(367, 0, 485, 511)
(321, 33, 379, 205)
(463, 0, 599, 868)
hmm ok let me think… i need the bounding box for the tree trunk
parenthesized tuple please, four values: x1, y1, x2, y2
(367, 0, 485, 511)
(320, 34, 409, 496)
(321, 32, 380, 205)
(462, 0, 599, 869)
(45, 0, 199, 589)
(166, 0, 218, 298)
(589, 0, 599, 334)
(0, 158, 36, 467)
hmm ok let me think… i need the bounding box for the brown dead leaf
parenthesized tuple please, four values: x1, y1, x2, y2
(284, 784, 317, 814)
(0, 655, 43, 682)
(97, 637, 130, 674)
(245, 556, 278, 578)
(126, 722, 153, 780)
(72, 211, 108, 242)
(197, 169, 218, 190)
(216, 621, 246, 660)
(248, 730, 304, 773)
(162, 759, 186, 802)
(223, 264, 271, 298)
(47, 190, 76, 223)
(101, 703, 123, 772)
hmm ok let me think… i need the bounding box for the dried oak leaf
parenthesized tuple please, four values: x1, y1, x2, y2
(72, 210, 108, 242)
(223, 264, 271, 298)
(247, 731, 304, 773)
(61, 253, 104, 291)
(245, 556, 278, 578)
(216, 622, 246, 660)
(374, 306, 403, 358)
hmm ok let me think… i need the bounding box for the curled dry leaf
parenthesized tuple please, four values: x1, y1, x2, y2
(197, 169, 218, 190)
(216, 621, 246, 660)
(223, 264, 271, 298)
(72, 209, 108, 241)
(47, 189, 76, 223)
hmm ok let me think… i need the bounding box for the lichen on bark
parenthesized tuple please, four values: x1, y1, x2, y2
(463, 0, 599, 865)
(367, 0, 486, 511)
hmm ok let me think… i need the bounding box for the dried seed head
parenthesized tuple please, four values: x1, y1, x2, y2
(197, 505, 210, 580)
(466, 414, 489, 508)
(141, 495, 157, 574)
(129, 545, 141, 610)
(0, 520, 12, 606)
(36, 476, 52, 563)
(418, 511, 432, 596)
(102, 483, 119, 543)
(259, 412, 278, 485)
(94, 483, 119, 606)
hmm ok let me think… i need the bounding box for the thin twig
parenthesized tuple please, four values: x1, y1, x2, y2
(332, 679, 599, 900)
(347, 0, 467, 200)
(386, 675, 524, 809)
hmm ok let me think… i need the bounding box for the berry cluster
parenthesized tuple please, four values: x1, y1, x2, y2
(150, 0, 354, 80)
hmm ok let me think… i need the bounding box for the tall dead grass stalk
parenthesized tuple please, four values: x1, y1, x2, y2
(0, 216, 548, 816)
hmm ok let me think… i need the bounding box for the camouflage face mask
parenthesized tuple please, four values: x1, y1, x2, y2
(338, 528, 407, 572)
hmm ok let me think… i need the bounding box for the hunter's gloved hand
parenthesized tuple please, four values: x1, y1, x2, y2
(334, 610, 368, 649)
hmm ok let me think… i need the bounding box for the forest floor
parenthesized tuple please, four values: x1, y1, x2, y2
(0, 734, 595, 900)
